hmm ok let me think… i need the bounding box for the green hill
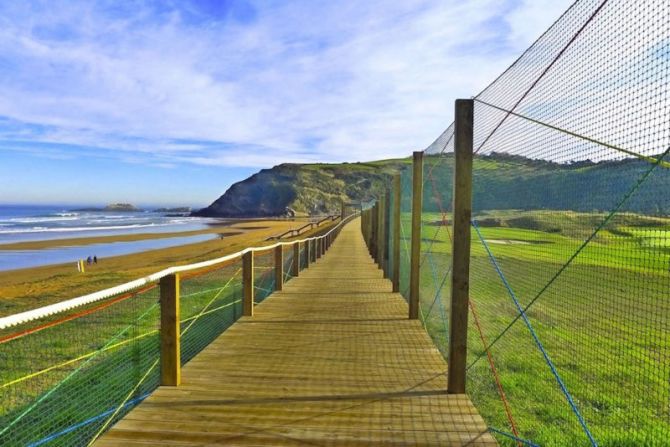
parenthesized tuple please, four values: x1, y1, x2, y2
(193, 160, 408, 217)
(194, 153, 670, 217)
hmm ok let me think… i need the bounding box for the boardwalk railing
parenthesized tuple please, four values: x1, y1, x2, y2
(0, 213, 356, 446)
(266, 212, 344, 241)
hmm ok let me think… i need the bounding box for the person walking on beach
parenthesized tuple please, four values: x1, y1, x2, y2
(87, 256, 92, 265)
(93, 255, 97, 264)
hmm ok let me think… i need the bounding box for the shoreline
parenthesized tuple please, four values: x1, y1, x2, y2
(0, 219, 337, 317)
(0, 217, 311, 251)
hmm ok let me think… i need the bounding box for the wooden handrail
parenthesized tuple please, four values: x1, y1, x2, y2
(267, 214, 341, 241)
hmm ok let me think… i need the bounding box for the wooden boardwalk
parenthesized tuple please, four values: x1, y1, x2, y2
(96, 220, 496, 446)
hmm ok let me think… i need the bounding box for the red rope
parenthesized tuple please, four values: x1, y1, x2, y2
(0, 284, 156, 345)
(469, 299, 522, 446)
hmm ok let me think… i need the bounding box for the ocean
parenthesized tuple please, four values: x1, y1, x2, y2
(0, 204, 210, 243)
(0, 204, 220, 271)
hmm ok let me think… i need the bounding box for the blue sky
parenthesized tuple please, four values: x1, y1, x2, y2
(0, 0, 573, 206)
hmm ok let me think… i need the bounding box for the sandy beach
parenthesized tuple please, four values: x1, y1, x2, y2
(0, 218, 334, 317)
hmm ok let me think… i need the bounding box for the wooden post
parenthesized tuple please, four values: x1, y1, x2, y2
(448, 99, 474, 394)
(377, 193, 386, 277)
(274, 245, 283, 291)
(366, 208, 373, 251)
(243, 251, 254, 316)
(305, 238, 311, 268)
(376, 194, 385, 268)
(409, 151, 424, 320)
(363, 209, 367, 245)
(383, 188, 391, 278)
(292, 241, 300, 277)
(370, 203, 378, 259)
(392, 173, 401, 293)
(160, 273, 180, 386)
(316, 236, 321, 259)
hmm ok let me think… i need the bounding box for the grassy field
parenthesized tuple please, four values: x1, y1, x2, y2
(0, 221, 306, 446)
(401, 210, 670, 446)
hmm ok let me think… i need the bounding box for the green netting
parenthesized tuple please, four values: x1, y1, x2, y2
(253, 251, 276, 304)
(398, 167, 413, 303)
(282, 245, 296, 283)
(180, 262, 243, 365)
(417, 154, 454, 359)
(0, 286, 161, 446)
(415, 1, 670, 444)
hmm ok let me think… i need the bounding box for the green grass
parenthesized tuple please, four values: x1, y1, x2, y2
(402, 210, 670, 446)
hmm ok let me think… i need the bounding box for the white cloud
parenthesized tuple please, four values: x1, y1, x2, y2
(0, 0, 575, 168)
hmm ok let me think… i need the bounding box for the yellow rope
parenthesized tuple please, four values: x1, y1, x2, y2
(181, 269, 240, 336)
(87, 358, 159, 446)
(0, 330, 158, 389)
(1, 294, 242, 390)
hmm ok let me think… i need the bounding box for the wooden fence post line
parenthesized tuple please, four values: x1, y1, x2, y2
(292, 242, 300, 277)
(376, 195, 384, 267)
(160, 273, 181, 386)
(383, 188, 391, 278)
(243, 251, 254, 317)
(370, 203, 378, 260)
(392, 173, 401, 293)
(379, 193, 387, 274)
(274, 245, 283, 291)
(367, 206, 374, 252)
(409, 151, 424, 320)
(305, 238, 311, 267)
(361, 210, 370, 248)
(448, 98, 474, 394)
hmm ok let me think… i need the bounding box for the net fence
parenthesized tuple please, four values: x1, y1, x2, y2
(414, 0, 670, 445)
(0, 285, 161, 447)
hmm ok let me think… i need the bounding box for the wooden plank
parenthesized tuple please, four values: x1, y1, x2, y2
(96, 219, 496, 447)
(243, 251, 254, 317)
(409, 151, 424, 320)
(160, 274, 180, 386)
(448, 99, 474, 394)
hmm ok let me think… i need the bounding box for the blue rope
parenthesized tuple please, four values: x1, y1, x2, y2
(28, 393, 150, 446)
(472, 220, 598, 447)
(488, 427, 541, 447)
